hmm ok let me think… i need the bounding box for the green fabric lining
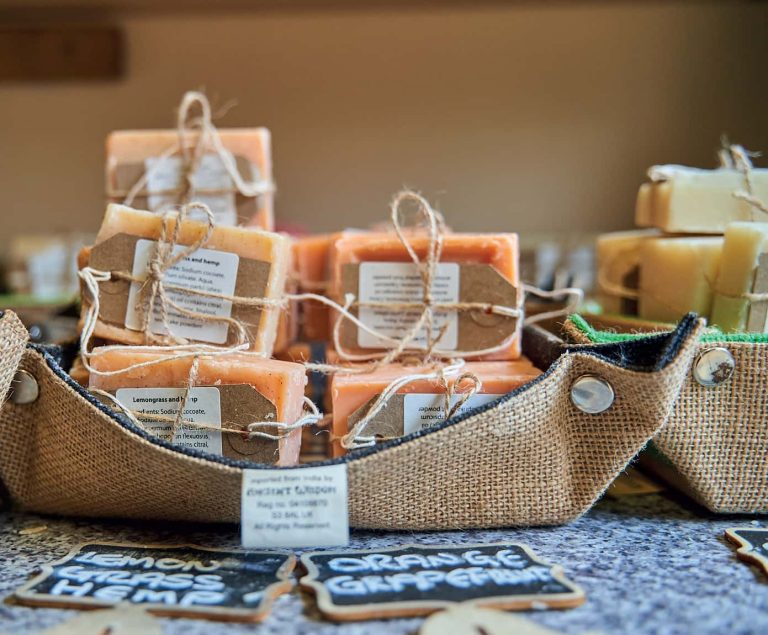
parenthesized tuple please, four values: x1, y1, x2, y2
(567, 314, 768, 344)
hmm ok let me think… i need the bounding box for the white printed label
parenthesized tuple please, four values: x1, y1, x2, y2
(403, 393, 503, 435)
(124, 239, 239, 344)
(115, 387, 222, 455)
(145, 153, 242, 226)
(357, 261, 460, 350)
(241, 464, 349, 549)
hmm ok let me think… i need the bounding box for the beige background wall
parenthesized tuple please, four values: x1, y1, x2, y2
(1, 2, 767, 240)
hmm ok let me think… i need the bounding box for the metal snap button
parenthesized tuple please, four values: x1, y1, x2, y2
(693, 347, 735, 387)
(8, 370, 39, 405)
(571, 374, 614, 414)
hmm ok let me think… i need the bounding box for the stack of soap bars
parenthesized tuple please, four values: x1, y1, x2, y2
(596, 149, 768, 332)
(72, 94, 542, 465)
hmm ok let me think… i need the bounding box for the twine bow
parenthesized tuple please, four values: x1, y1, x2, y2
(123, 91, 275, 209)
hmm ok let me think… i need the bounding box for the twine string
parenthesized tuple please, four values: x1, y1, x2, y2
(122, 91, 275, 208)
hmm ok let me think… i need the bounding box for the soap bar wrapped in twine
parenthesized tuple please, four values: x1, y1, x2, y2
(324, 190, 582, 449)
(598, 142, 768, 312)
(79, 187, 581, 453)
(114, 91, 275, 211)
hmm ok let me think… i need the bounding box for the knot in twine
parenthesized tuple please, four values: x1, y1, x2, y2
(724, 143, 768, 219)
(331, 190, 532, 363)
(124, 90, 275, 209)
(340, 360, 482, 450)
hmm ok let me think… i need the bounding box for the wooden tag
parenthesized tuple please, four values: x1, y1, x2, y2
(338, 262, 519, 353)
(88, 233, 271, 346)
(14, 542, 295, 622)
(746, 253, 768, 332)
(725, 528, 768, 577)
(111, 154, 260, 225)
(299, 542, 585, 621)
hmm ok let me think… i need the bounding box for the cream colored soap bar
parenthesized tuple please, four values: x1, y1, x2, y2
(89, 348, 307, 465)
(639, 236, 723, 323)
(636, 166, 768, 233)
(84, 204, 290, 354)
(596, 229, 660, 316)
(331, 359, 539, 456)
(107, 129, 274, 230)
(711, 222, 768, 332)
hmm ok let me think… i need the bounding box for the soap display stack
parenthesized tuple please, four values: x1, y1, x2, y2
(596, 145, 768, 332)
(71, 91, 547, 467)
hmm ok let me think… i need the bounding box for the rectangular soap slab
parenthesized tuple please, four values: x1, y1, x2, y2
(106, 128, 274, 230)
(82, 204, 290, 354)
(711, 222, 768, 332)
(88, 347, 307, 465)
(596, 229, 660, 316)
(330, 359, 539, 456)
(635, 166, 768, 233)
(638, 236, 723, 323)
(328, 233, 521, 360)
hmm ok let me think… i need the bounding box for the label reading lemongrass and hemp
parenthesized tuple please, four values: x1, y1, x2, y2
(115, 387, 222, 455)
(357, 261, 460, 351)
(145, 153, 239, 226)
(402, 393, 504, 435)
(241, 465, 349, 549)
(124, 239, 239, 344)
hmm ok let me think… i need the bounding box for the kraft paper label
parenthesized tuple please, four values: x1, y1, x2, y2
(104, 384, 279, 463)
(116, 386, 223, 455)
(112, 153, 260, 225)
(402, 393, 503, 435)
(145, 153, 243, 226)
(357, 262, 459, 350)
(340, 262, 519, 353)
(347, 392, 503, 443)
(88, 233, 271, 346)
(124, 239, 239, 344)
(241, 464, 349, 549)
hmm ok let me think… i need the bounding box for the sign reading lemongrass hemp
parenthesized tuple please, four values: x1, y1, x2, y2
(15, 542, 295, 622)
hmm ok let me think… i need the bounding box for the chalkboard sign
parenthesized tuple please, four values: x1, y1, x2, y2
(300, 542, 585, 621)
(725, 528, 768, 577)
(15, 542, 295, 622)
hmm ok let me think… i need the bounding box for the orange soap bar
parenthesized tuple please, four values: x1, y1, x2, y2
(89, 348, 307, 465)
(330, 359, 539, 456)
(293, 234, 333, 341)
(106, 129, 273, 230)
(85, 204, 290, 353)
(329, 233, 521, 360)
(293, 232, 365, 340)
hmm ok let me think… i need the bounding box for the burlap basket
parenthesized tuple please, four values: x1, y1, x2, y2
(0, 310, 703, 529)
(563, 314, 768, 514)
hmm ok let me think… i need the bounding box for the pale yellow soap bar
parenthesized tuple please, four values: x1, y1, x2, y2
(711, 222, 768, 332)
(636, 166, 768, 233)
(639, 236, 723, 323)
(85, 204, 290, 354)
(596, 229, 659, 315)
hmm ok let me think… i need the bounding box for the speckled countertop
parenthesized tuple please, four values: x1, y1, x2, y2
(1, 489, 767, 635)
